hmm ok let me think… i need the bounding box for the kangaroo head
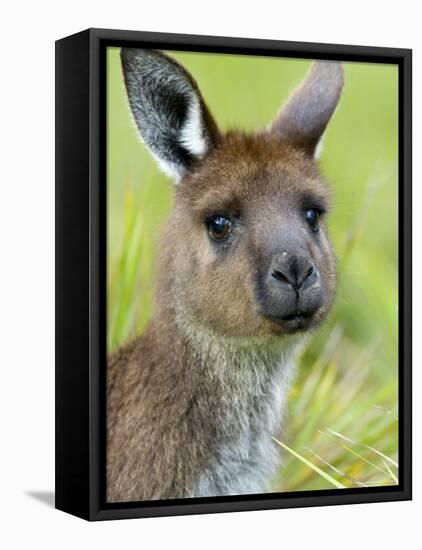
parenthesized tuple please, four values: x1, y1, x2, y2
(121, 49, 343, 339)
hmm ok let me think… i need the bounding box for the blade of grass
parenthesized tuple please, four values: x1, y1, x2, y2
(303, 447, 368, 487)
(326, 428, 398, 468)
(318, 430, 391, 478)
(272, 437, 346, 489)
(383, 461, 398, 484)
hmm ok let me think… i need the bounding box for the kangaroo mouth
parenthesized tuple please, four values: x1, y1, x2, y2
(263, 310, 317, 333)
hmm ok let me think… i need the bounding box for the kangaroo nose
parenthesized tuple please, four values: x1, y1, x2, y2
(271, 252, 315, 291)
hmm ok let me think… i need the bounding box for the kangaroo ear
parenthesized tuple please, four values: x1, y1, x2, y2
(121, 48, 220, 182)
(271, 61, 344, 157)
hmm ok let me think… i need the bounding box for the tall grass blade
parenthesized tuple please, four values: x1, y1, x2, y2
(326, 428, 398, 468)
(272, 438, 346, 489)
(318, 430, 391, 478)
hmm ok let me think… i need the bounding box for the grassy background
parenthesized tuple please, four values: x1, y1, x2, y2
(107, 47, 399, 492)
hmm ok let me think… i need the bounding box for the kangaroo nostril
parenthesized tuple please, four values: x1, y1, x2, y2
(306, 265, 315, 279)
(272, 269, 290, 284)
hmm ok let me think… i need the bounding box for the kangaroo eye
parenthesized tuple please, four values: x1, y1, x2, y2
(207, 216, 232, 241)
(305, 209, 320, 232)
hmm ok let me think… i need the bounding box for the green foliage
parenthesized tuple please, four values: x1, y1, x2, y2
(107, 47, 398, 491)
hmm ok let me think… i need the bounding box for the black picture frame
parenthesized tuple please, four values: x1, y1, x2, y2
(55, 28, 412, 521)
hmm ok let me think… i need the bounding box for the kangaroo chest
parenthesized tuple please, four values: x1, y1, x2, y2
(193, 354, 295, 497)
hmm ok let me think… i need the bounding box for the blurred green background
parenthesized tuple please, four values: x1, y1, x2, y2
(107, 47, 398, 492)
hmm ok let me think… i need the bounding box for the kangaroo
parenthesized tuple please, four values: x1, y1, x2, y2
(107, 48, 343, 503)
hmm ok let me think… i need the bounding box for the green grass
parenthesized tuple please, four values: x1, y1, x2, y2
(106, 47, 399, 492)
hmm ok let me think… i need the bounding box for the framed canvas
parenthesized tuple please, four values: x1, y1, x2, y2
(55, 28, 412, 521)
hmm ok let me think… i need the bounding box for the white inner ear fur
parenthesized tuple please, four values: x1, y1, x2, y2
(151, 151, 184, 183)
(179, 95, 208, 158)
(152, 94, 209, 184)
(314, 135, 325, 160)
